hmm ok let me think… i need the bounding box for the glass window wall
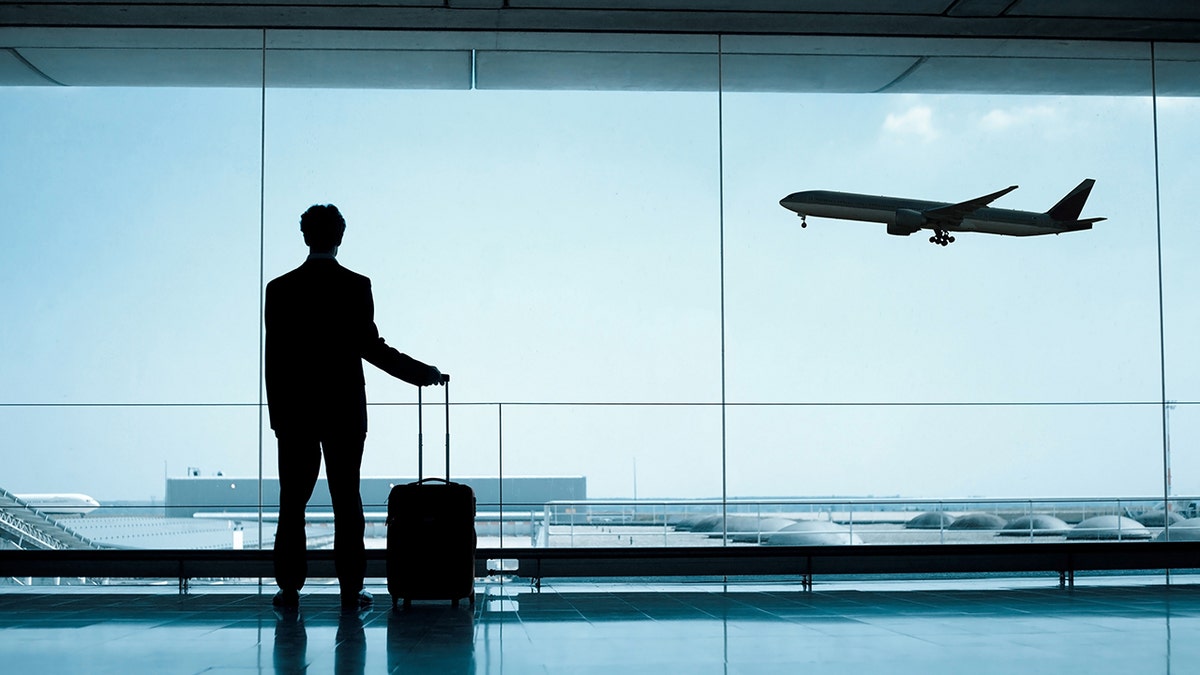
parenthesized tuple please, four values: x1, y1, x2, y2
(0, 29, 1193, 563)
(1156, 43, 1200, 508)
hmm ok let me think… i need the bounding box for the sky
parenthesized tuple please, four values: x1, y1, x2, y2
(2, 62, 1199, 506)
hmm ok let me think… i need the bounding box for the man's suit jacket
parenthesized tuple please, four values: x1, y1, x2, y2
(264, 257, 436, 438)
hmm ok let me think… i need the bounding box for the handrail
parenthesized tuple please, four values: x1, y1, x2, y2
(541, 495, 1199, 507)
(2, 543, 1200, 592)
(0, 509, 64, 550)
(4, 494, 1190, 552)
(0, 487, 103, 550)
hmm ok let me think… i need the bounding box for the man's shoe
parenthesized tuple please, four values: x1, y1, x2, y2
(273, 589, 300, 610)
(341, 590, 373, 611)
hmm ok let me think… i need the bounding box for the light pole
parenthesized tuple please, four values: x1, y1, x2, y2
(1165, 401, 1176, 502)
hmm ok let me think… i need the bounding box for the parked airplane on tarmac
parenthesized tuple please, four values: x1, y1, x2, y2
(779, 179, 1104, 246)
(15, 493, 100, 516)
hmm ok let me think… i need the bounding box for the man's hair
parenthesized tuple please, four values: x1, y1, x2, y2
(300, 204, 346, 251)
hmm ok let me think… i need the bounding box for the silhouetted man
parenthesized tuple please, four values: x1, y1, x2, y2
(265, 204, 443, 611)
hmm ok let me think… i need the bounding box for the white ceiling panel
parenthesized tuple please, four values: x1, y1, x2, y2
(266, 49, 472, 89)
(476, 50, 718, 90)
(720, 54, 920, 93)
(0, 48, 56, 85)
(721, 35, 1150, 60)
(19, 47, 263, 87)
(491, 32, 717, 53)
(892, 56, 1154, 95)
(266, 30, 494, 51)
(1152, 43, 1200, 97)
(0, 16, 1193, 95)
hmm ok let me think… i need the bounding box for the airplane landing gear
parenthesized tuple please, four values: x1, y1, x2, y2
(929, 230, 955, 246)
(799, 215, 807, 228)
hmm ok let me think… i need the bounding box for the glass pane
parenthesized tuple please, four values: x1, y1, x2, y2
(723, 98, 1158, 404)
(1155, 44, 1200, 522)
(0, 38, 265, 556)
(725, 404, 1162, 500)
(1, 405, 261, 549)
(260, 87, 721, 406)
(1157, 44, 1200, 404)
(1164, 403, 1200, 512)
(0, 87, 263, 405)
(721, 39, 1162, 504)
(261, 37, 721, 556)
(501, 404, 723, 547)
(258, 403, 501, 506)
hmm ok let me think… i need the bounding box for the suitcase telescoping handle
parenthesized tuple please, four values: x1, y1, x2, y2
(417, 373, 451, 482)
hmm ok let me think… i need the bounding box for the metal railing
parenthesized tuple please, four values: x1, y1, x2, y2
(529, 496, 1194, 548)
(0, 487, 101, 550)
(6, 541, 1200, 593)
(2, 495, 1193, 553)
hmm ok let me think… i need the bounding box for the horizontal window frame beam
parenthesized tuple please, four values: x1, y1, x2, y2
(2, 543, 1199, 589)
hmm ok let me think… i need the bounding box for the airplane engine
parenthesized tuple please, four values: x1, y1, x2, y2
(889, 209, 925, 236)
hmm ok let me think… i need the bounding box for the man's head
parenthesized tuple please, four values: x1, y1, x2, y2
(300, 204, 346, 253)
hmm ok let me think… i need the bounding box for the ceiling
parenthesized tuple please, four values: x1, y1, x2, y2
(2, 1, 1199, 94)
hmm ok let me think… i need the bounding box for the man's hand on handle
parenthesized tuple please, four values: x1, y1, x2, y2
(424, 366, 448, 386)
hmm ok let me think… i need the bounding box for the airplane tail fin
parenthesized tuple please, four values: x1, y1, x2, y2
(1047, 179, 1097, 222)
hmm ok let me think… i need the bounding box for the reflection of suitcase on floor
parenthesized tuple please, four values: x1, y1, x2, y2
(387, 375, 477, 608)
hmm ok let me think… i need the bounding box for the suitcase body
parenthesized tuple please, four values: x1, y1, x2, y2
(386, 478, 476, 606)
(386, 376, 477, 607)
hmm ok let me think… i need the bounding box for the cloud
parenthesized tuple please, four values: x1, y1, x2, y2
(979, 105, 1059, 132)
(882, 106, 938, 142)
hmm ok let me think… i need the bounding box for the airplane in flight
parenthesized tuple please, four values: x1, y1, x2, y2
(779, 179, 1104, 246)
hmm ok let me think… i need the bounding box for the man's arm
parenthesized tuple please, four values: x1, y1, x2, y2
(364, 338, 442, 386)
(359, 279, 443, 386)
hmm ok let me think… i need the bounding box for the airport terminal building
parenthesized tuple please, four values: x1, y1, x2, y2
(164, 475, 586, 517)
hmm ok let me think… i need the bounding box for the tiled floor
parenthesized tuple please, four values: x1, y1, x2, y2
(2, 578, 1200, 674)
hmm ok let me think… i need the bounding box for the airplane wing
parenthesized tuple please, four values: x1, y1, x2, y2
(921, 185, 1018, 226)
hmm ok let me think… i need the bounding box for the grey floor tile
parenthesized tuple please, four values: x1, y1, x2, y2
(2, 579, 1199, 673)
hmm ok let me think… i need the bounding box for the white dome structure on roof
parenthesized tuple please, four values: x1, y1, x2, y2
(1154, 518, 1200, 541)
(728, 517, 798, 543)
(948, 513, 1007, 530)
(765, 520, 863, 546)
(1066, 515, 1151, 540)
(906, 512, 955, 529)
(998, 514, 1070, 536)
(684, 515, 725, 533)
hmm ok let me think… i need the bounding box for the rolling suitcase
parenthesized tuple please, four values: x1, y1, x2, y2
(386, 374, 477, 608)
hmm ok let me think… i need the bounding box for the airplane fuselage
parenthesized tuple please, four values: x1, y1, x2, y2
(781, 190, 1080, 237)
(15, 493, 101, 516)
